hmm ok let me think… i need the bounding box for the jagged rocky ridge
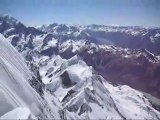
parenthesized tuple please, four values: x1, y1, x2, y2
(38, 23, 160, 54)
(0, 15, 160, 119)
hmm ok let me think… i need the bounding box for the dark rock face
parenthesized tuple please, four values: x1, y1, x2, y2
(67, 104, 78, 113)
(60, 71, 75, 88)
(11, 36, 20, 46)
(41, 47, 58, 57)
(58, 109, 67, 120)
(30, 63, 44, 96)
(78, 103, 92, 115)
(42, 34, 55, 47)
(62, 89, 75, 103)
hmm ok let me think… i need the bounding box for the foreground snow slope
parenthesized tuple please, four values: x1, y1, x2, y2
(0, 34, 82, 119)
(0, 34, 43, 117)
(0, 34, 59, 119)
(0, 107, 34, 119)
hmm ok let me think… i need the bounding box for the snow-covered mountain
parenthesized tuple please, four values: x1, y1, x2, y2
(38, 54, 160, 119)
(1, 15, 160, 98)
(37, 23, 160, 54)
(0, 34, 160, 119)
(0, 15, 160, 119)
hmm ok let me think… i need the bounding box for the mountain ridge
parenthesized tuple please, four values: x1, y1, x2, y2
(0, 15, 160, 119)
(1, 15, 160, 98)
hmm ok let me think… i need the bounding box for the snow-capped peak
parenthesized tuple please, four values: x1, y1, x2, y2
(38, 53, 160, 119)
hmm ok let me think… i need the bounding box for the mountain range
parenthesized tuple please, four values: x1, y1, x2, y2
(0, 15, 160, 119)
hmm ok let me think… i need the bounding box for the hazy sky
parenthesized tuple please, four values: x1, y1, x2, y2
(0, 0, 160, 26)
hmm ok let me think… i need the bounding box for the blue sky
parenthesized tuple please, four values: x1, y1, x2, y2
(0, 0, 160, 26)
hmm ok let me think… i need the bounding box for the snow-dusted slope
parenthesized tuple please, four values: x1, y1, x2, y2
(0, 34, 64, 119)
(0, 34, 45, 118)
(38, 54, 160, 119)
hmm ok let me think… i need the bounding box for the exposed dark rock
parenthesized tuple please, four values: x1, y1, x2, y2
(60, 71, 75, 88)
(42, 34, 55, 47)
(29, 63, 44, 96)
(61, 89, 75, 103)
(11, 36, 20, 46)
(48, 74, 53, 78)
(58, 109, 67, 120)
(78, 103, 92, 115)
(45, 67, 54, 76)
(41, 47, 58, 57)
(66, 104, 78, 113)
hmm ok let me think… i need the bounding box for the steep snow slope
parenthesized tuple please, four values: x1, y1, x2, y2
(0, 34, 64, 119)
(0, 34, 82, 119)
(38, 54, 160, 119)
(0, 34, 48, 118)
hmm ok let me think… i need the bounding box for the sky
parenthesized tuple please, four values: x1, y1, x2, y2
(0, 0, 160, 27)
